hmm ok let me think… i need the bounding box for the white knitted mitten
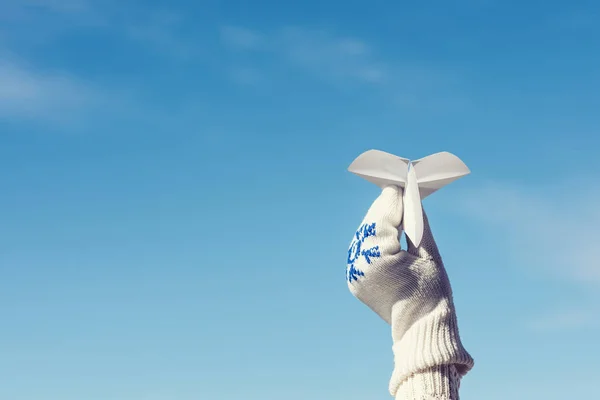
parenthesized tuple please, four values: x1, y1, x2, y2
(346, 186, 473, 399)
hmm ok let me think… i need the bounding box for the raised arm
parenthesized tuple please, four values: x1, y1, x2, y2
(346, 186, 473, 399)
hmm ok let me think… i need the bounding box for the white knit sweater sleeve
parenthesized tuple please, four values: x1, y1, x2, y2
(394, 364, 461, 400)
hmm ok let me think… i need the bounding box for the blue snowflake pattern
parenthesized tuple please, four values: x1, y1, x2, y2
(347, 222, 381, 283)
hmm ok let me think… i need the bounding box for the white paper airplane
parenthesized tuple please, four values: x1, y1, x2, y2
(348, 150, 470, 247)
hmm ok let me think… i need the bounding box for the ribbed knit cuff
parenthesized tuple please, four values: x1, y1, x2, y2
(394, 364, 461, 400)
(389, 300, 474, 396)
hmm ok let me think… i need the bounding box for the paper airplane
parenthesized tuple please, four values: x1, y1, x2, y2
(348, 150, 470, 247)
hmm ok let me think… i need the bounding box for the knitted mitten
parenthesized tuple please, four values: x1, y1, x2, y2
(346, 185, 473, 399)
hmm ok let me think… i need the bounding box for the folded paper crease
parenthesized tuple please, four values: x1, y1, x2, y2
(348, 149, 470, 247)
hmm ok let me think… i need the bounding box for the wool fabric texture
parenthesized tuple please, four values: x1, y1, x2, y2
(394, 365, 461, 400)
(346, 186, 474, 399)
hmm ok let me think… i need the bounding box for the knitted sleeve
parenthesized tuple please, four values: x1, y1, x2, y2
(394, 364, 462, 400)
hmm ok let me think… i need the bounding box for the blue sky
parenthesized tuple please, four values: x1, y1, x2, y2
(1, 1, 599, 399)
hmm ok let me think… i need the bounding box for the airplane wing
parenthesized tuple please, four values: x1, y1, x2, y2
(411, 152, 470, 199)
(347, 149, 410, 188)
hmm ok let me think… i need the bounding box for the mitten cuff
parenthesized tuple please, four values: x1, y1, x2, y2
(389, 299, 474, 396)
(394, 364, 461, 400)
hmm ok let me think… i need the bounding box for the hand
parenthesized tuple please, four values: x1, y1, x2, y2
(346, 185, 473, 396)
(346, 185, 450, 328)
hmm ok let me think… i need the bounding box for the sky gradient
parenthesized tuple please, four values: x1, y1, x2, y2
(1, 1, 599, 399)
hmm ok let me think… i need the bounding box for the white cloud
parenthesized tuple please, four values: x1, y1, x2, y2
(219, 25, 388, 85)
(527, 308, 599, 332)
(1, 1, 188, 57)
(17, 0, 89, 13)
(0, 0, 104, 28)
(0, 55, 165, 129)
(0, 4, 193, 126)
(124, 11, 192, 59)
(459, 181, 600, 331)
(0, 60, 96, 122)
(220, 26, 264, 50)
(276, 27, 388, 84)
(459, 181, 600, 286)
(218, 25, 472, 113)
